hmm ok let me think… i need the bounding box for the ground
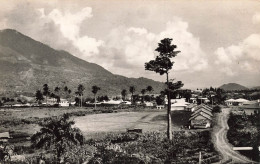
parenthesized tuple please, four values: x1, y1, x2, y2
(212, 107, 256, 163)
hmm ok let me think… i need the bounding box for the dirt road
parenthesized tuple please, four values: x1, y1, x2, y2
(214, 108, 256, 163)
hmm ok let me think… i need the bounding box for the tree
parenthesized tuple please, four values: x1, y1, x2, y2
(145, 38, 181, 140)
(35, 90, 44, 104)
(141, 89, 146, 103)
(129, 86, 135, 104)
(92, 85, 101, 109)
(146, 86, 153, 102)
(43, 84, 50, 105)
(31, 114, 84, 163)
(54, 87, 61, 104)
(75, 84, 85, 107)
(121, 89, 127, 101)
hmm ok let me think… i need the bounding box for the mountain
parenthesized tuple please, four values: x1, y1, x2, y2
(251, 86, 260, 90)
(219, 83, 248, 91)
(0, 29, 165, 97)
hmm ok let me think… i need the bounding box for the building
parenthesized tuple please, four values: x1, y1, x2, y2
(165, 98, 190, 111)
(240, 102, 260, 115)
(0, 132, 11, 143)
(225, 98, 250, 106)
(189, 104, 213, 129)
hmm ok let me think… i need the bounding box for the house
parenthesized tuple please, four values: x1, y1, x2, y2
(225, 98, 249, 106)
(156, 105, 165, 110)
(144, 102, 153, 107)
(189, 112, 212, 129)
(0, 132, 11, 143)
(191, 107, 213, 117)
(240, 102, 260, 115)
(165, 98, 190, 111)
(225, 98, 235, 106)
(189, 104, 213, 129)
(192, 104, 212, 113)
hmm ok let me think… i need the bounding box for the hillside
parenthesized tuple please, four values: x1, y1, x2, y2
(219, 83, 248, 91)
(0, 29, 165, 97)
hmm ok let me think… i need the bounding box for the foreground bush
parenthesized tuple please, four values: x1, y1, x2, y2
(87, 131, 219, 164)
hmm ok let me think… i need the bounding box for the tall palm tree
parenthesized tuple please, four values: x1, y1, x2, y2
(31, 114, 84, 163)
(54, 87, 61, 104)
(141, 89, 146, 103)
(146, 86, 153, 102)
(121, 89, 127, 101)
(43, 84, 50, 105)
(92, 85, 101, 109)
(129, 86, 135, 105)
(75, 84, 85, 107)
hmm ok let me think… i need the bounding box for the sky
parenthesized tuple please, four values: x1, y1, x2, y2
(0, 0, 260, 89)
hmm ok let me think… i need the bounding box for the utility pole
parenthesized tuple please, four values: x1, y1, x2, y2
(199, 151, 202, 164)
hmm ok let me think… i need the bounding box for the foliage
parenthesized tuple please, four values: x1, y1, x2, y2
(145, 38, 181, 140)
(87, 131, 218, 164)
(35, 90, 44, 104)
(212, 105, 221, 113)
(227, 111, 260, 161)
(121, 89, 127, 101)
(75, 84, 85, 107)
(129, 86, 135, 104)
(31, 113, 85, 162)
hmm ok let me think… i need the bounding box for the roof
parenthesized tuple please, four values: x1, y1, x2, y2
(0, 132, 10, 138)
(191, 108, 213, 117)
(240, 103, 260, 109)
(187, 104, 197, 108)
(189, 112, 212, 121)
(193, 105, 212, 112)
(226, 99, 235, 102)
(235, 98, 249, 103)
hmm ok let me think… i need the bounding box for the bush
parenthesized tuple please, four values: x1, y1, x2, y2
(212, 105, 221, 113)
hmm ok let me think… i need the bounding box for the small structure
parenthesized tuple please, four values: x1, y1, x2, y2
(0, 132, 11, 143)
(169, 98, 189, 111)
(156, 105, 165, 110)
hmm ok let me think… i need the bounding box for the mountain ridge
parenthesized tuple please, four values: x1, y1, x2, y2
(219, 83, 248, 91)
(0, 29, 166, 97)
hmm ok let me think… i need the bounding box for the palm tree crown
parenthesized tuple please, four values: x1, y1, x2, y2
(31, 113, 84, 162)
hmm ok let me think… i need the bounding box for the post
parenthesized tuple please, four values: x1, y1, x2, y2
(166, 72, 172, 140)
(199, 151, 202, 164)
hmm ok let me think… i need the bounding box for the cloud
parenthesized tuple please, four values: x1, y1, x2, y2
(40, 7, 103, 57)
(252, 12, 260, 24)
(215, 33, 260, 75)
(96, 18, 208, 77)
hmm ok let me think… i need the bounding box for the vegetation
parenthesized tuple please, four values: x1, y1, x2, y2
(121, 89, 127, 101)
(42, 84, 50, 105)
(92, 85, 101, 109)
(31, 113, 84, 163)
(227, 111, 260, 161)
(129, 86, 135, 104)
(75, 84, 85, 107)
(86, 131, 219, 164)
(35, 90, 44, 104)
(145, 38, 181, 140)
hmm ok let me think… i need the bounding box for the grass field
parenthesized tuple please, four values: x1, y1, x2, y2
(0, 107, 192, 142)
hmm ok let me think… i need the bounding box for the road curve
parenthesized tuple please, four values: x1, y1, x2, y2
(214, 108, 256, 163)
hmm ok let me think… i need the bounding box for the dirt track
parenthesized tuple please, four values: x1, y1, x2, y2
(214, 108, 256, 163)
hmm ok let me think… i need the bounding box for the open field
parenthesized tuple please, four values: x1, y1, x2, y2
(0, 107, 192, 140)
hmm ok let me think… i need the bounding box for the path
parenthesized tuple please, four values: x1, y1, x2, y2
(214, 108, 256, 163)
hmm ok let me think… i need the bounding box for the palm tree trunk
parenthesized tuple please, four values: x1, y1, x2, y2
(166, 72, 172, 140)
(94, 94, 96, 109)
(81, 95, 82, 108)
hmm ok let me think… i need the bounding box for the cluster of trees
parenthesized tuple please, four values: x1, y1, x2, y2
(35, 84, 72, 105)
(35, 84, 102, 109)
(120, 85, 154, 103)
